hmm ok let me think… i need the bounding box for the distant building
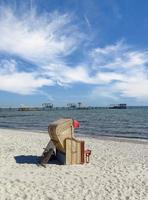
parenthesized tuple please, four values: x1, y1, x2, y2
(67, 103, 77, 109)
(42, 103, 53, 110)
(109, 104, 127, 109)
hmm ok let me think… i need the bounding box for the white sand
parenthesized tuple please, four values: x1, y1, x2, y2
(0, 128, 148, 200)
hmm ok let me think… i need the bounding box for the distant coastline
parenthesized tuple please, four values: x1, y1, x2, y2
(0, 106, 148, 111)
(0, 106, 101, 111)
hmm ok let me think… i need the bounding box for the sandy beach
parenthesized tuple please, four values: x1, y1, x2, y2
(0, 128, 147, 200)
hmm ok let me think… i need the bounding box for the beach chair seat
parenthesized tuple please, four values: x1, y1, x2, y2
(65, 138, 85, 164)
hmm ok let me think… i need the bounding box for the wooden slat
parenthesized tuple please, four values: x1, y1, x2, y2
(65, 138, 85, 165)
(65, 139, 72, 164)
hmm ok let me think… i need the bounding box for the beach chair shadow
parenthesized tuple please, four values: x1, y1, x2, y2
(14, 155, 61, 165)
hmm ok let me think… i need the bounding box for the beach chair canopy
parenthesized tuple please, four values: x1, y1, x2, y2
(48, 118, 74, 153)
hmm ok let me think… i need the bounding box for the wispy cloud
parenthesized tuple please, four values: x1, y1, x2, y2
(90, 41, 148, 100)
(0, 7, 84, 94)
(84, 15, 91, 31)
(0, 7, 81, 65)
(0, 60, 53, 94)
(0, 6, 148, 102)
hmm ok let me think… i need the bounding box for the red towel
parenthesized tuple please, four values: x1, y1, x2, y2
(73, 120, 80, 128)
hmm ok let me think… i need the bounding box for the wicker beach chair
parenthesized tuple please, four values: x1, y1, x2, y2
(40, 118, 85, 165)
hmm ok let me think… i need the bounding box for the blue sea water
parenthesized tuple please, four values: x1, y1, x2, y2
(0, 107, 148, 139)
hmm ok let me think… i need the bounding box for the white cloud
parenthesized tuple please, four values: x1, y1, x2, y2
(41, 61, 126, 86)
(0, 7, 148, 101)
(0, 8, 81, 65)
(114, 72, 148, 99)
(0, 72, 52, 95)
(90, 41, 148, 71)
(42, 64, 94, 85)
(0, 7, 85, 94)
(90, 41, 148, 100)
(0, 60, 53, 94)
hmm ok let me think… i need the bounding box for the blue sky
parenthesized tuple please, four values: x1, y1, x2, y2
(0, 0, 148, 107)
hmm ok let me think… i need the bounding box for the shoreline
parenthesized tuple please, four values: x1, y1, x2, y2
(0, 127, 148, 144)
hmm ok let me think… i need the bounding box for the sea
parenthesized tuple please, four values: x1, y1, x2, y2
(0, 107, 148, 139)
